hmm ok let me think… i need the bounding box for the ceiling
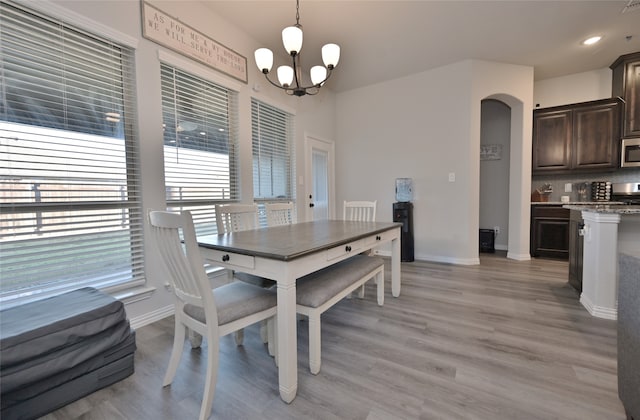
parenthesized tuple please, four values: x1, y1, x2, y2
(201, 0, 640, 94)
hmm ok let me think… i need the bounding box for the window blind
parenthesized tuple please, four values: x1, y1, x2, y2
(251, 98, 294, 203)
(0, 1, 143, 303)
(160, 63, 239, 236)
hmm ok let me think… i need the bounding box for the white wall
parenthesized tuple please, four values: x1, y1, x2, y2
(533, 68, 612, 108)
(48, 0, 336, 326)
(335, 59, 533, 264)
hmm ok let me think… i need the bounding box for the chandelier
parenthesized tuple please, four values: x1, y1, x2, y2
(254, 0, 340, 97)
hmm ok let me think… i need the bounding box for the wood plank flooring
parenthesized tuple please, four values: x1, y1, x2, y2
(41, 253, 626, 420)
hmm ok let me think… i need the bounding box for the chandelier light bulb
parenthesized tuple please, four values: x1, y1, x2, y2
(254, 48, 274, 72)
(322, 43, 340, 68)
(310, 66, 327, 86)
(282, 26, 303, 55)
(277, 66, 294, 87)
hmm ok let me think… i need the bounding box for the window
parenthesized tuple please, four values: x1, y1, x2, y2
(0, 2, 142, 304)
(251, 98, 294, 224)
(160, 63, 239, 236)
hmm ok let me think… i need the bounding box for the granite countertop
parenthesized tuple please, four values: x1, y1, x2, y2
(562, 204, 640, 214)
(531, 201, 626, 205)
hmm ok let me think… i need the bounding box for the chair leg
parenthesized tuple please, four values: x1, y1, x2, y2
(234, 329, 244, 346)
(357, 284, 366, 299)
(163, 319, 186, 386)
(377, 271, 384, 306)
(267, 316, 278, 366)
(199, 335, 219, 420)
(308, 312, 321, 375)
(188, 327, 203, 348)
(260, 320, 268, 343)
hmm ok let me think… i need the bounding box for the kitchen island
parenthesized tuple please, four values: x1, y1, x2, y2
(563, 204, 640, 319)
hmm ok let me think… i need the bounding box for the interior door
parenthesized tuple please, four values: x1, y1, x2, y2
(305, 135, 335, 221)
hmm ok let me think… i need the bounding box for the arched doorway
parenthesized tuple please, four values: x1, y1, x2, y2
(480, 99, 511, 255)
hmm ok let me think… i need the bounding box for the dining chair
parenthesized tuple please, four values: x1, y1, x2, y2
(343, 200, 377, 222)
(148, 210, 277, 420)
(215, 203, 276, 290)
(343, 200, 379, 298)
(215, 203, 276, 345)
(265, 202, 295, 226)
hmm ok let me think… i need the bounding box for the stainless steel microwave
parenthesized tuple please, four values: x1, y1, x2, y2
(621, 138, 640, 168)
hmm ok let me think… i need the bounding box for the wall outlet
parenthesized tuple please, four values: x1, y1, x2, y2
(448, 172, 456, 182)
(494, 226, 500, 235)
(565, 183, 572, 192)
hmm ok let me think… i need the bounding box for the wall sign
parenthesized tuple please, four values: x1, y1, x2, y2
(480, 144, 503, 161)
(141, 1, 247, 83)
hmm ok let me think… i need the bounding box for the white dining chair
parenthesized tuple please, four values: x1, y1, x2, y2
(343, 200, 380, 298)
(215, 203, 259, 233)
(265, 202, 295, 226)
(148, 210, 277, 420)
(215, 203, 276, 290)
(215, 203, 275, 345)
(343, 200, 377, 222)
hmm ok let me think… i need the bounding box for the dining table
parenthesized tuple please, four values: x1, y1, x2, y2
(197, 219, 402, 403)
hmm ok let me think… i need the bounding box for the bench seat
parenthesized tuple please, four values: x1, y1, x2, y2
(296, 254, 384, 374)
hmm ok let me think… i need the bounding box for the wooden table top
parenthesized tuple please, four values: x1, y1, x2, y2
(198, 219, 401, 261)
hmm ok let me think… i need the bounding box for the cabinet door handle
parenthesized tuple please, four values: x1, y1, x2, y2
(222, 254, 230, 262)
(376, 235, 381, 241)
(345, 245, 352, 252)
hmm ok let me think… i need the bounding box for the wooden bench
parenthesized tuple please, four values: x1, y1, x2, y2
(296, 254, 385, 374)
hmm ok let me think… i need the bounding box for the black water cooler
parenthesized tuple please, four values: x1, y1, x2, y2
(393, 202, 414, 262)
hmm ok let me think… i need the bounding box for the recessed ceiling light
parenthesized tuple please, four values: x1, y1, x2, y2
(582, 36, 602, 45)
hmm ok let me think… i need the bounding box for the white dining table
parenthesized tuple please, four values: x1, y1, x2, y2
(197, 219, 402, 403)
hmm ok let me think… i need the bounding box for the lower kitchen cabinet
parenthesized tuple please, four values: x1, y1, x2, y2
(568, 210, 584, 292)
(531, 205, 570, 259)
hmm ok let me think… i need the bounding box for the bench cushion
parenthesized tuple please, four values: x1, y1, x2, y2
(296, 255, 384, 308)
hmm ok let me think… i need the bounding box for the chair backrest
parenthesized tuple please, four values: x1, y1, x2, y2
(343, 200, 377, 222)
(265, 202, 295, 226)
(215, 203, 259, 233)
(148, 210, 218, 325)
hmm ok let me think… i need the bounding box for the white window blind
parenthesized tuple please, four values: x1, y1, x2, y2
(251, 98, 294, 204)
(160, 63, 239, 236)
(0, 1, 143, 304)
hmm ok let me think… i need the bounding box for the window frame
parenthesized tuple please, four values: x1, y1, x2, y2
(159, 51, 241, 236)
(0, 0, 144, 306)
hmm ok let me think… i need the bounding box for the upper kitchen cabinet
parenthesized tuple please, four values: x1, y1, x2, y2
(611, 51, 640, 138)
(532, 97, 622, 174)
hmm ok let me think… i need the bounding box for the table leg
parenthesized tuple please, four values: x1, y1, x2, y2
(276, 275, 298, 403)
(392, 233, 401, 297)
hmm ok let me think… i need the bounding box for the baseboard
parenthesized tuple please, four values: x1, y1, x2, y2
(580, 294, 617, 320)
(375, 250, 479, 265)
(129, 304, 174, 330)
(506, 251, 531, 261)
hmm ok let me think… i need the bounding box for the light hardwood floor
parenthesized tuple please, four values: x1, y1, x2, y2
(41, 253, 626, 420)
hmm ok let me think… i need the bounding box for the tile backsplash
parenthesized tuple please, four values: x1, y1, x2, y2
(532, 168, 640, 202)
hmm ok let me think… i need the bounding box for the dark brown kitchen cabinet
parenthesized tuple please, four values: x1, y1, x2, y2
(611, 51, 640, 138)
(532, 98, 622, 174)
(530, 205, 570, 260)
(568, 210, 584, 292)
(532, 109, 572, 171)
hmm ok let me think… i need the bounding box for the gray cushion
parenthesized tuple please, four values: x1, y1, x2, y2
(184, 281, 276, 326)
(296, 255, 384, 308)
